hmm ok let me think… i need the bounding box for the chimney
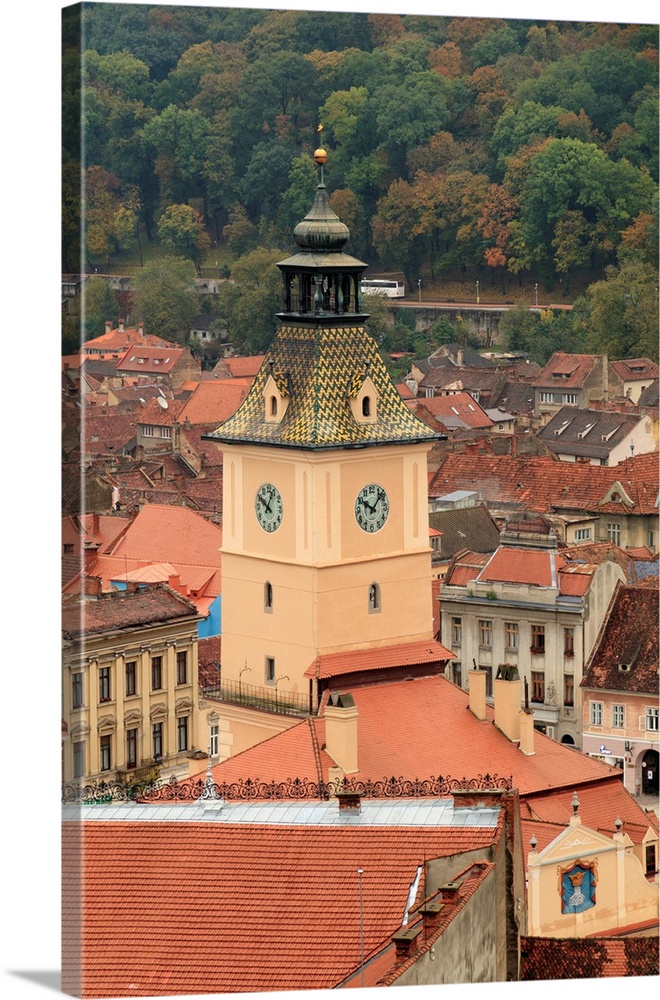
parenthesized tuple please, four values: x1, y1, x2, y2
(90, 512, 100, 536)
(81, 574, 103, 597)
(468, 668, 487, 721)
(324, 692, 358, 774)
(137, 321, 145, 338)
(105, 320, 112, 334)
(493, 664, 522, 743)
(439, 880, 463, 903)
(419, 899, 445, 934)
(335, 789, 362, 814)
(118, 318, 125, 333)
(391, 925, 422, 964)
(519, 677, 535, 755)
(519, 708, 535, 755)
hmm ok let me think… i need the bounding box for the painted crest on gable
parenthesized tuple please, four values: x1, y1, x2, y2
(558, 859, 598, 914)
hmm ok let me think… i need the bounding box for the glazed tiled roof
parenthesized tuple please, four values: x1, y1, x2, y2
(208, 673, 624, 798)
(428, 446, 659, 516)
(305, 639, 453, 679)
(532, 351, 605, 389)
(62, 809, 498, 997)
(61, 584, 200, 639)
(207, 324, 439, 450)
(537, 406, 646, 459)
(520, 935, 659, 979)
(582, 584, 659, 694)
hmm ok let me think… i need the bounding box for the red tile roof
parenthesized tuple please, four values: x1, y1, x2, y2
(412, 391, 494, 430)
(429, 446, 659, 516)
(532, 351, 605, 389)
(445, 547, 594, 594)
(610, 358, 659, 382)
(221, 354, 265, 378)
(208, 674, 626, 799)
(62, 818, 498, 997)
(82, 325, 173, 353)
(520, 934, 659, 979)
(177, 379, 250, 426)
(135, 395, 183, 426)
(115, 346, 186, 374)
(61, 584, 200, 639)
(305, 638, 453, 679)
(582, 584, 659, 695)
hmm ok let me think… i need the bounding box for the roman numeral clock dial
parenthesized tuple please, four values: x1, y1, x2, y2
(355, 483, 390, 532)
(255, 483, 283, 532)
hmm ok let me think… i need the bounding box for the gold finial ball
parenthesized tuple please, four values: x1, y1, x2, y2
(314, 147, 328, 165)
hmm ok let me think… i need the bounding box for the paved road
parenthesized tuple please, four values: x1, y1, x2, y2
(389, 299, 573, 311)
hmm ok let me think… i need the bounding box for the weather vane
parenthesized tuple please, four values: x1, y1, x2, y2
(314, 123, 327, 184)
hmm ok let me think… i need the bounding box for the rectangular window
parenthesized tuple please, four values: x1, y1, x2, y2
(564, 627, 575, 657)
(99, 666, 111, 703)
(452, 662, 462, 688)
(72, 673, 84, 709)
(152, 722, 163, 760)
(209, 723, 219, 758)
(482, 665, 493, 698)
(478, 619, 492, 648)
(176, 650, 188, 685)
(646, 844, 657, 875)
(561, 393, 578, 405)
(590, 701, 603, 727)
(606, 523, 621, 545)
(142, 425, 154, 437)
(265, 656, 276, 683)
(100, 734, 112, 771)
(540, 392, 554, 404)
(126, 728, 138, 768)
(177, 716, 189, 752)
(504, 622, 519, 650)
(160, 426, 171, 439)
(646, 707, 659, 732)
(648, 530, 655, 549)
(451, 617, 462, 645)
(73, 741, 85, 779)
(125, 660, 137, 697)
(563, 674, 574, 707)
(531, 625, 545, 653)
(531, 671, 545, 703)
(574, 528, 592, 542)
(151, 656, 162, 691)
(612, 704, 625, 728)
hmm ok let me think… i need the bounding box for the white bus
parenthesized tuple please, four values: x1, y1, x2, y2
(360, 278, 405, 298)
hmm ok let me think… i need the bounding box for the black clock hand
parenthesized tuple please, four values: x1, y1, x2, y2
(258, 494, 273, 513)
(363, 498, 376, 513)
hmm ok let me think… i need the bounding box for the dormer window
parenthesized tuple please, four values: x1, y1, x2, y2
(348, 372, 378, 425)
(263, 372, 291, 424)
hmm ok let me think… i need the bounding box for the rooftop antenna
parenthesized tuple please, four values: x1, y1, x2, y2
(314, 124, 327, 184)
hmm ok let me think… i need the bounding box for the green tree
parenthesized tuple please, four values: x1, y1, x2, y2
(157, 204, 211, 270)
(132, 257, 198, 344)
(223, 204, 259, 258)
(82, 277, 119, 340)
(142, 105, 212, 206)
(586, 261, 659, 361)
(219, 247, 284, 354)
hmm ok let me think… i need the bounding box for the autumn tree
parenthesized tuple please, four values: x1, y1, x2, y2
(157, 204, 211, 270)
(132, 257, 198, 344)
(83, 166, 138, 267)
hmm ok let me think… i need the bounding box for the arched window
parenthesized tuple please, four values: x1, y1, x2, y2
(368, 583, 381, 613)
(264, 581, 273, 612)
(270, 396, 278, 417)
(362, 395, 371, 417)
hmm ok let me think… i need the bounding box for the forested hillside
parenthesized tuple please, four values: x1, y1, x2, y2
(62, 4, 659, 360)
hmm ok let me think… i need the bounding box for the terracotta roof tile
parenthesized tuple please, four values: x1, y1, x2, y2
(305, 639, 453, 679)
(520, 935, 659, 979)
(610, 358, 659, 382)
(62, 818, 497, 997)
(177, 379, 250, 426)
(532, 351, 605, 389)
(61, 584, 200, 639)
(582, 584, 659, 694)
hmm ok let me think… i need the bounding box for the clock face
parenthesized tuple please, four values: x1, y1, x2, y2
(355, 483, 390, 533)
(255, 483, 283, 532)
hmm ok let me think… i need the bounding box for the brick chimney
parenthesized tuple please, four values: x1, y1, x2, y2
(438, 879, 463, 903)
(493, 664, 522, 743)
(105, 320, 112, 334)
(324, 692, 358, 774)
(419, 899, 445, 934)
(468, 668, 487, 721)
(118, 318, 125, 333)
(391, 924, 422, 964)
(335, 789, 362, 814)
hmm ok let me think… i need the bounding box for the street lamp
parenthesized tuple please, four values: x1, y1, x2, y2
(417, 278, 422, 302)
(535, 283, 539, 307)
(476, 280, 480, 304)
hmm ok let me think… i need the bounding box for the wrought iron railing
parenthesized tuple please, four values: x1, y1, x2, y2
(62, 772, 513, 805)
(201, 676, 313, 717)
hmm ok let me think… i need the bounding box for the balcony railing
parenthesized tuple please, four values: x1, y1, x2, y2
(201, 676, 314, 717)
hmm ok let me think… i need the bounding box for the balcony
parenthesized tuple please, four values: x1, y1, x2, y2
(201, 676, 314, 717)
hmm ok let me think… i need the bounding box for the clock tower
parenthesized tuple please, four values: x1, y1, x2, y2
(206, 145, 445, 739)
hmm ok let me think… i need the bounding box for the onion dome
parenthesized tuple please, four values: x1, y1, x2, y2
(293, 184, 350, 252)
